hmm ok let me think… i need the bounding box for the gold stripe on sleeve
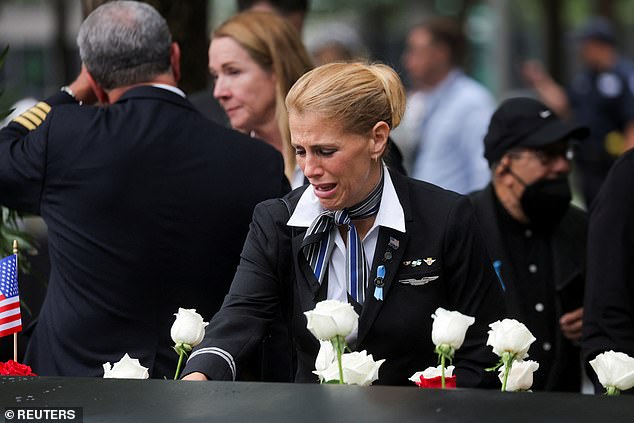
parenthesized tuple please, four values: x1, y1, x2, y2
(35, 101, 51, 113)
(21, 111, 42, 126)
(28, 106, 48, 121)
(13, 116, 37, 131)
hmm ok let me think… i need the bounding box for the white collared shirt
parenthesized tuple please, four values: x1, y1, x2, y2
(287, 165, 406, 304)
(151, 83, 186, 98)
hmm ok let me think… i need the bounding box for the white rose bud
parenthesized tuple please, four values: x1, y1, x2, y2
(314, 350, 385, 386)
(170, 308, 209, 349)
(431, 307, 475, 350)
(499, 360, 539, 392)
(315, 340, 336, 373)
(409, 365, 455, 383)
(103, 353, 149, 379)
(487, 319, 536, 360)
(304, 300, 359, 341)
(590, 350, 634, 393)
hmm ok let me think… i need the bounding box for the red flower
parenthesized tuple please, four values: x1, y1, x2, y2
(415, 375, 456, 389)
(0, 360, 36, 376)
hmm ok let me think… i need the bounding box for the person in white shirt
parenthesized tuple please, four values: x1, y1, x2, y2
(393, 17, 494, 194)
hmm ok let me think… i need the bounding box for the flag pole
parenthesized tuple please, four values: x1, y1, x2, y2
(12, 239, 18, 362)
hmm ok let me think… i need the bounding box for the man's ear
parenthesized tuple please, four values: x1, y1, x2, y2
(494, 155, 514, 184)
(84, 66, 109, 104)
(170, 42, 181, 82)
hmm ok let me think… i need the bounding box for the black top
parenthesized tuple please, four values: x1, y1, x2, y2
(470, 185, 587, 392)
(492, 192, 557, 390)
(583, 148, 634, 392)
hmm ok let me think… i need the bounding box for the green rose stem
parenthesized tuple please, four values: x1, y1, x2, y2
(441, 354, 446, 389)
(331, 335, 347, 384)
(173, 344, 191, 380)
(500, 351, 517, 392)
(606, 386, 620, 396)
(435, 344, 454, 389)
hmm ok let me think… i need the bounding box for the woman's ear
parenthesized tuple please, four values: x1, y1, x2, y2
(370, 121, 390, 158)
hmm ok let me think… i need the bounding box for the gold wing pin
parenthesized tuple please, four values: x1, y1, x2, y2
(423, 257, 436, 266)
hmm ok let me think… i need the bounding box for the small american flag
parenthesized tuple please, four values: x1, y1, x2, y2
(0, 254, 21, 338)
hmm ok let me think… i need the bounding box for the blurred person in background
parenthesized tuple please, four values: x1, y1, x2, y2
(305, 21, 368, 66)
(470, 97, 589, 391)
(523, 16, 634, 208)
(237, 0, 308, 32)
(392, 17, 493, 194)
(209, 11, 313, 188)
(189, 0, 309, 126)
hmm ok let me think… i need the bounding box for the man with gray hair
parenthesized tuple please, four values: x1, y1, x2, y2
(0, 1, 288, 377)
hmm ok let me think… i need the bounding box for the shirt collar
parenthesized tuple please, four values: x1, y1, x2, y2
(151, 83, 186, 98)
(287, 165, 406, 233)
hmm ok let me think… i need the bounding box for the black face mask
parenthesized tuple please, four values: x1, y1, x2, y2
(510, 172, 571, 229)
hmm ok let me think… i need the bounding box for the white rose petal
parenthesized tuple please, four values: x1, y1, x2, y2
(431, 307, 475, 350)
(422, 364, 455, 379)
(315, 340, 336, 372)
(314, 350, 385, 386)
(500, 360, 539, 391)
(408, 371, 425, 383)
(170, 308, 209, 347)
(304, 300, 359, 341)
(103, 353, 149, 379)
(409, 365, 455, 383)
(590, 350, 634, 392)
(487, 319, 536, 360)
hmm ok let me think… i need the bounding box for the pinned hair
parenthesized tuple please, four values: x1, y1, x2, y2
(285, 62, 406, 135)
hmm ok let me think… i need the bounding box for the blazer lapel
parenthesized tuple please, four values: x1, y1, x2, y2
(291, 229, 321, 311)
(356, 226, 409, 346)
(356, 169, 411, 347)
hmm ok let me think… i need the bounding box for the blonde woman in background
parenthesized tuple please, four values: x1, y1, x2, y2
(210, 11, 312, 188)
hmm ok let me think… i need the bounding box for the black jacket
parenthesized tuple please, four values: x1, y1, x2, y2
(583, 149, 634, 392)
(184, 171, 504, 386)
(0, 86, 289, 378)
(470, 184, 587, 391)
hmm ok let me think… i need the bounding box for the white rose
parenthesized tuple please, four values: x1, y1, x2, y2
(487, 319, 536, 360)
(314, 350, 385, 386)
(499, 360, 539, 391)
(315, 340, 336, 373)
(431, 307, 475, 350)
(409, 365, 455, 383)
(304, 300, 359, 341)
(590, 350, 634, 392)
(170, 308, 209, 348)
(103, 353, 149, 379)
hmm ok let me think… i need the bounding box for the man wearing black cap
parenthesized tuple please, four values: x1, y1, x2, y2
(523, 16, 634, 207)
(470, 97, 589, 392)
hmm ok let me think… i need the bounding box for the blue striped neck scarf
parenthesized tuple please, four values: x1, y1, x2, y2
(301, 169, 384, 305)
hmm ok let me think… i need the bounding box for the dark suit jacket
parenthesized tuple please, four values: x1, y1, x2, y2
(470, 185, 587, 391)
(583, 149, 634, 393)
(184, 171, 504, 386)
(0, 86, 289, 378)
